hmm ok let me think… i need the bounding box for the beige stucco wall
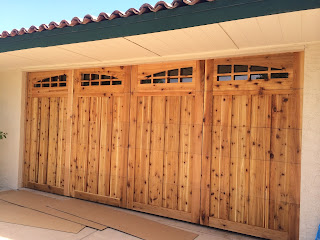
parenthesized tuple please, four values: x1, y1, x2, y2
(0, 70, 25, 190)
(300, 43, 320, 240)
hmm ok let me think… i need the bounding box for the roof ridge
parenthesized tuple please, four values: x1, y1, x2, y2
(0, 0, 214, 39)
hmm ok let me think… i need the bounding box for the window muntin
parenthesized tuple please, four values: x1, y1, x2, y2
(33, 75, 67, 88)
(216, 64, 289, 82)
(81, 73, 122, 86)
(140, 67, 193, 85)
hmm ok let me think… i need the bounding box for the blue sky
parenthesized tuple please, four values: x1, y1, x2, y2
(0, 0, 161, 32)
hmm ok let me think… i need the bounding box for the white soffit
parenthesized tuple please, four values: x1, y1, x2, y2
(58, 37, 158, 61)
(0, 53, 42, 69)
(126, 23, 238, 55)
(0, 8, 319, 72)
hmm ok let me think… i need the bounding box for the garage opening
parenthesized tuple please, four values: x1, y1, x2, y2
(23, 52, 302, 240)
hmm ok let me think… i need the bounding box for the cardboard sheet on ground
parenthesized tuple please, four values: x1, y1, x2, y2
(48, 198, 199, 240)
(0, 190, 106, 230)
(0, 200, 84, 233)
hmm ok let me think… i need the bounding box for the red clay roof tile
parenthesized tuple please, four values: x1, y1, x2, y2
(0, 0, 214, 39)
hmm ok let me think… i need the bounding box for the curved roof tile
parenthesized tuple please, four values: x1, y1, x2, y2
(0, 0, 214, 38)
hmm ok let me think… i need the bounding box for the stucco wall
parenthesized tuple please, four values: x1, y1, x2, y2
(300, 43, 320, 240)
(0, 71, 25, 190)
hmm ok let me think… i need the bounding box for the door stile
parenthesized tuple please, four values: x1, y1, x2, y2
(64, 69, 74, 196)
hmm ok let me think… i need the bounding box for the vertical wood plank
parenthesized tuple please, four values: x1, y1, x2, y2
(134, 96, 152, 204)
(249, 95, 271, 228)
(200, 59, 214, 225)
(98, 96, 113, 196)
(163, 96, 181, 210)
(70, 94, 79, 196)
(127, 90, 138, 209)
(210, 95, 232, 220)
(269, 93, 301, 234)
(76, 97, 90, 192)
(110, 96, 129, 201)
(29, 98, 40, 183)
(148, 96, 165, 207)
(56, 97, 67, 188)
(229, 95, 251, 224)
(38, 98, 50, 184)
(178, 96, 194, 213)
(64, 70, 74, 195)
(47, 97, 59, 186)
(87, 97, 101, 194)
(191, 60, 205, 224)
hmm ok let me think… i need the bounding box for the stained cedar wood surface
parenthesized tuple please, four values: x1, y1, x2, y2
(24, 52, 303, 240)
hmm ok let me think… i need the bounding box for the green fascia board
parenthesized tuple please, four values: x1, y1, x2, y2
(0, 0, 319, 53)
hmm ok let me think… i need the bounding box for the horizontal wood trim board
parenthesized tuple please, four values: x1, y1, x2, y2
(74, 191, 120, 207)
(27, 182, 64, 195)
(208, 218, 288, 240)
(132, 202, 192, 222)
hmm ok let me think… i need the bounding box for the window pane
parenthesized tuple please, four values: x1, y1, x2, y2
(60, 75, 67, 81)
(91, 74, 99, 80)
(234, 75, 248, 80)
(42, 78, 50, 82)
(180, 67, 193, 76)
(91, 81, 99, 86)
(154, 72, 165, 77)
(51, 76, 58, 82)
(101, 81, 110, 85)
(181, 78, 192, 83)
(250, 65, 268, 71)
(81, 82, 90, 86)
(250, 74, 268, 80)
(168, 69, 179, 76)
(168, 78, 178, 83)
(59, 83, 67, 87)
(101, 75, 111, 79)
(234, 65, 248, 73)
(271, 73, 289, 78)
(153, 79, 165, 84)
(112, 81, 122, 85)
(82, 74, 90, 80)
(218, 65, 231, 74)
(217, 76, 231, 81)
(140, 80, 151, 84)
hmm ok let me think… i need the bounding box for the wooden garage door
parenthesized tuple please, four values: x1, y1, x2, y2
(68, 67, 131, 207)
(200, 53, 302, 240)
(24, 70, 71, 194)
(127, 61, 204, 223)
(24, 53, 302, 240)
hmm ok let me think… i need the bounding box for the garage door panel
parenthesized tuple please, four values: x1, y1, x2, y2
(129, 61, 203, 222)
(202, 53, 302, 239)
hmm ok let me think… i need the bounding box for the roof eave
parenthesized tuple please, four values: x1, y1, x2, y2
(0, 0, 319, 53)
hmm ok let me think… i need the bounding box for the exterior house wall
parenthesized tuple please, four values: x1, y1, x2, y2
(300, 43, 320, 240)
(0, 43, 319, 239)
(0, 71, 25, 190)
